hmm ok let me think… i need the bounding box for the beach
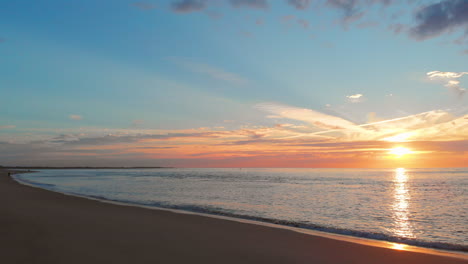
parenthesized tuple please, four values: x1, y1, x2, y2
(1, 169, 466, 264)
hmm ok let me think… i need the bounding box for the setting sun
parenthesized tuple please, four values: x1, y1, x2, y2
(389, 147, 413, 157)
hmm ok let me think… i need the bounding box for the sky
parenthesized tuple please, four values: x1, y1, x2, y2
(1, 0, 467, 168)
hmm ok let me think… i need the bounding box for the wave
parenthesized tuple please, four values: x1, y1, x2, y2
(13, 175, 57, 189)
(13, 175, 467, 253)
(128, 202, 468, 252)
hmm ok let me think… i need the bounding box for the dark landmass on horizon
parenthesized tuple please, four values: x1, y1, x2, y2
(1, 166, 172, 170)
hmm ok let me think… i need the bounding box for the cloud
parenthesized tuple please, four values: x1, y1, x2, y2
(409, 0, 468, 40)
(346, 93, 364, 103)
(229, 0, 269, 9)
(69, 115, 83, 120)
(256, 102, 361, 131)
(1, 106, 467, 167)
(45, 132, 221, 146)
(171, 0, 207, 13)
(132, 2, 156, 10)
(326, 0, 359, 13)
(427, 71, 468, 97)
(256, 101, 468, 143)
(287, 0, 311, 10)
(427, 71, 468, 79)
(326, 0, 365, 27)
(171, 58, 248, 84)
(0, 125, 15, 129)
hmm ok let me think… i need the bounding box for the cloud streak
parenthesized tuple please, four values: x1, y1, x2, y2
(256, 102, 468, 143)
(229, 0, 269, 9)
(171, 0, 207, 13)
(1, 104, 467, 167)
(427, 71, 468, 97)
(287, 0, 311, 10)
(69, 115, 83, 120)
(256, 102, 363, 131)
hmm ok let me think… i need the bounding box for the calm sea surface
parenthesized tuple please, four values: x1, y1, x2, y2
(14, 168, 467, 251)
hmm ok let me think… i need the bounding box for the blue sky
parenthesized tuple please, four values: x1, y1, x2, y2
(1, 0, 467, 167)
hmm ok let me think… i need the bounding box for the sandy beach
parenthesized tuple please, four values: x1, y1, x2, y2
(1, 169, 466, 264)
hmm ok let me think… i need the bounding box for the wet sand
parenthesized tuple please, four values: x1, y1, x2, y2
(1, 169, 466, 264)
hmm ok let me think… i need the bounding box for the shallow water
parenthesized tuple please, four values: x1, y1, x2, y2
(15, 168, 467, 251)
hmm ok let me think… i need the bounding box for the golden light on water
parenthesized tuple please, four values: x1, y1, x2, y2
(389, 147, 412, 157)
(391, 243, 409, 251)
(392, 168, 414, 239)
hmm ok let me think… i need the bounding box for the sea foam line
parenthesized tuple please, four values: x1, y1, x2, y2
(12, 173, 468, 255)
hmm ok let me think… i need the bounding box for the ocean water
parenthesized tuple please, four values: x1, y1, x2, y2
(14, 168, 467, 252)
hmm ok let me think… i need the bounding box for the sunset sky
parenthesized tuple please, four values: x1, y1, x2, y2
(1, 0, 467, 168)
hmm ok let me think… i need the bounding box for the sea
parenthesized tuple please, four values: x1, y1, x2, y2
(13, 167, 467, 252)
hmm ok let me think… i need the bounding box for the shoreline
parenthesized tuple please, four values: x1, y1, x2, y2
(12, 170, 468, 256)
(2, 169, 467, 263)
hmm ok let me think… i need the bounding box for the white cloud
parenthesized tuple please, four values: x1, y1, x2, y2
(69, 115, 83, 120)
(256, 102, 362, 131)
(257, 102, 468, 142)
(427, 71, 467, 97)
(346, 93, 364, 103)
(427, 71, 468, 79)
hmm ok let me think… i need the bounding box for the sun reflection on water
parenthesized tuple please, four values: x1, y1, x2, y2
(391, 243, 409, 251)
(392, 168, 414, 238)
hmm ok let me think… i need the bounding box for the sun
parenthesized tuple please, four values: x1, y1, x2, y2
(389, 147, 412, 157)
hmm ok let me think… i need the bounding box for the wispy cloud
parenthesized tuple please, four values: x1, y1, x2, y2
(0, 125, 15, 129)
(256, 102, 361, 131)
(171, 0, 207, 13)
(1, 105, 467, 167)
(287, 0, 311, 10)
(170, 57, 249, 85)
(326, 0, 365, 28)
(427, 71, 467, 97)
(229, 0, 269, 9)
(257, 101, 468, 143)
(69, 115, 83, 120)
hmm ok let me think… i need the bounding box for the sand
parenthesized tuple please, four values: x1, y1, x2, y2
(1, 169, 466, 264)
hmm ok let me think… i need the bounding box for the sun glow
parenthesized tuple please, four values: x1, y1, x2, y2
(389, 147, 412, 157)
